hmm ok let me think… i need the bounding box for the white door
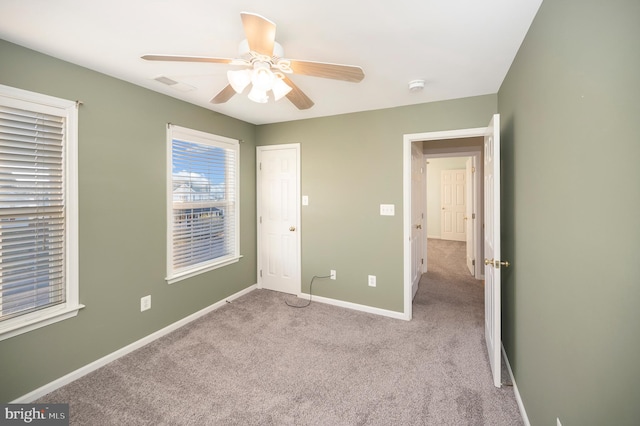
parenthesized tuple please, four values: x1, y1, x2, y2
(257, 144, 300, 295)
(465, 158, 475, 276)
(484, 114, 504, 388)
(411, 143, 424, 298)
(441, 169, 466, 241)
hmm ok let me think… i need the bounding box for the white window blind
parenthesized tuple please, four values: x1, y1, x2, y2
(0, 85, 80, 338)
(167, 125, 239, 283)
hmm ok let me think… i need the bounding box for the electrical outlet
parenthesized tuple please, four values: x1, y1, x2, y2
(140, 295, 151, 312)
(330, 270, 336, 280)
(368, 275, 376, 287)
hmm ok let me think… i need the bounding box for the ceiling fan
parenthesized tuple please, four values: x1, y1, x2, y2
(142, 12, 365, 110)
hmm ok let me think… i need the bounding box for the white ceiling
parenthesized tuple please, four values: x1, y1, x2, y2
(0, 0, 542, 125)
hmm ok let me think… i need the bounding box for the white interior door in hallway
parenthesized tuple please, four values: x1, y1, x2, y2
(257, 144, 301, 295)
(411, 143, 425, 299)
(484, 114, 506, 388)
(440, 169, 466, 241)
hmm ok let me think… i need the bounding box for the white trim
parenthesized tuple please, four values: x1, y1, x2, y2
(0, 304, 85, 342)
(299, 294, 408, 321)
(166, 256, 242, 284)
(403, 127, 487, 321)
(12, 284, 258, 403)
(0, 84, 81, 341)
(502, 343, 531, 426)
(165, 124, 240, 283)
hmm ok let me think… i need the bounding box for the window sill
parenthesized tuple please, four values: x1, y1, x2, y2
(166, 255, 243, 285)
(0, 303, 85, 342)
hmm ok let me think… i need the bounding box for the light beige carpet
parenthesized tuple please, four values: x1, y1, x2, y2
(37, 239, 523, 425)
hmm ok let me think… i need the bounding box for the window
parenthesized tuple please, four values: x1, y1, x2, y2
(166, 125, 240, 283)
(0, 84, 81, 341)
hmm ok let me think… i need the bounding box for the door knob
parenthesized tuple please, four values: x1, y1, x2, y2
(289, 226, 296, 232)
(484, 258, 510, 268)
(415, 224, 422, 229)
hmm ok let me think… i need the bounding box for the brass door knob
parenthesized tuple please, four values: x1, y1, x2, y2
(289, 226, 296, 232)
(416, 224, 422, 229)
(484, 258, 510, 268)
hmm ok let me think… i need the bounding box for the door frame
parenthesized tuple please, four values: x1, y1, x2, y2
(423, 150, 483, 279)
(256, 143, 301, 295)
(403, 127, 486, 320)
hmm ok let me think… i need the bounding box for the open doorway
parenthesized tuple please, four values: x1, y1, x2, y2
(403, 116, 503, 387)
(424, 150, 483, 280)
(403, 130, 486, 320)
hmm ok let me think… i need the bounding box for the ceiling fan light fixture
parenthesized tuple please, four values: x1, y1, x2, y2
(251, 62, 275, 91)
(271, 76, 292, 101)
(227, 69, 252, 93)
(248, 86, 269, 103)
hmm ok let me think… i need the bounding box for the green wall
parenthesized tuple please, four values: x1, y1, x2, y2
(256, 96, 496, 313)
(498, 0, 640, 424)
(0, 40, 257, 402)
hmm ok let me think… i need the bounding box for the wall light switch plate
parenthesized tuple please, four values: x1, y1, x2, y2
(380, 204, 395, 216)
(302, 195, 309, 206)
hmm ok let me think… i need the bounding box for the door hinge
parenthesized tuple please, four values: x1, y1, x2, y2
(472, 166, 476, 173)
(472, 213, 476, 219)
(259, 162, 262, 170)
(472, 259, 475, 266)
(260, 270, 262, 278)
(259, 216, 262, 224)
(421, 258, 424, 265)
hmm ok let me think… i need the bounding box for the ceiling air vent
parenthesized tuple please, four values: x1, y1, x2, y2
(153, 76, 196, 92)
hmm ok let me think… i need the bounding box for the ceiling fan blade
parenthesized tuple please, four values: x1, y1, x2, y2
(288, 60, 365, 83)
(240, 12, 276, 56)
(210, 85, 237, 104)
(142, 54, 234, 64)
(281, 76, 314, 110)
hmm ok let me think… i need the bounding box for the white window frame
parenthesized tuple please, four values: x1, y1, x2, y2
(166, 125, 240, 284)
(0, 84, 82, 341)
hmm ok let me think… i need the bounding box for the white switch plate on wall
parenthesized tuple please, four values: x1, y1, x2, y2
(380, 204, 395, 216)
(302, 195, 309, 206)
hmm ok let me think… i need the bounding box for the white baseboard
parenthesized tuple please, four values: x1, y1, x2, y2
(502, 343, 530, 426)
(300, 293, 408, 321)
(13, 284, 258, 403)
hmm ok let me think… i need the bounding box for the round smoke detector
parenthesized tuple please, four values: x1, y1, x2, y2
(408, 79, 425, 92)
